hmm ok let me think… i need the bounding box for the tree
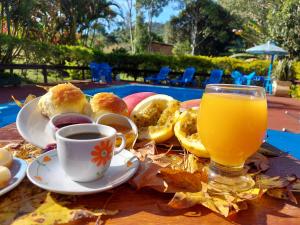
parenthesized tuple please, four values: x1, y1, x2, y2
(163, 21, 176, 44)
(170, 0, 239, 55)
(268, 0, 300, 57)
(115, 0, 135, 53)
(218, 0, 281, 45)
(134, 11, 150, 53)
(136, 0, 170, 49)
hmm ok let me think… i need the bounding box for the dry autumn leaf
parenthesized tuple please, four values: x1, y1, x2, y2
(168, 183, 263, 217)
(11, 193, 118, 225)
(158, 168, 205, 192)
(11, 94, 36, 108)
(267, 188, 298, 204)
(245, 152, 270, 173)
(130, 141, 207, 193)
(36, 85, 52, 91)
(3, 142, 42, 163)
(255, 175, 290, 189)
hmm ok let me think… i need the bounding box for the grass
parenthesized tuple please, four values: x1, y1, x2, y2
(1, 69, 143, 85)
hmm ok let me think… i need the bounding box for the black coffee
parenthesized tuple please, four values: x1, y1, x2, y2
(66, 132, 104, 140)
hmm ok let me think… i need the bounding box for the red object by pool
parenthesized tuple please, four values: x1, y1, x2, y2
(123, 92, 156, 115)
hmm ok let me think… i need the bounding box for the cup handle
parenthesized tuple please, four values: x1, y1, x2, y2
(114, 133, 126, 154)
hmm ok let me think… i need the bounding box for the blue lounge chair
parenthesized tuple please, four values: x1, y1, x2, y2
(243, 72, 256, 85)
(144, 66, 171, 84)
(231, 70, 243, 85)
(90, 62, 100, 82)
(98, 63, 113, 83)
(252, 75, 265, 86)
(90, 62, 113, 83)
(202, 69, 224, 87)
(170, 67, 196, 86)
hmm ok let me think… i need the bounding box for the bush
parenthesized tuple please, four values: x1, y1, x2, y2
(273, 59, 295, 81)
(292, 62, 300, 80)
(290, 85, 300, 98)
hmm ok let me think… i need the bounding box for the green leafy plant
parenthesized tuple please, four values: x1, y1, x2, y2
(273, 59, 294, 81)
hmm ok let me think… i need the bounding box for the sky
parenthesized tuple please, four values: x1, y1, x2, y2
(153, 2, 181, 23)
(111, 0, 181, 29)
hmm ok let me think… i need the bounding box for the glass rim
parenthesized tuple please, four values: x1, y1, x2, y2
(206, 84, 265, 92)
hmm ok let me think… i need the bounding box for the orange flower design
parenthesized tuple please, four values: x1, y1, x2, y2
(34, 176, 43, 181)
(43, 156, 51, 163)
(91, 140, 113, 166)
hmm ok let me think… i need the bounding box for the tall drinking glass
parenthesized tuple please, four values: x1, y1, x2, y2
(197, 84, 267, 191)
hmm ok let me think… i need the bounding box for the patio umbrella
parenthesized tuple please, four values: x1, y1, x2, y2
(246, 41, 288, 94)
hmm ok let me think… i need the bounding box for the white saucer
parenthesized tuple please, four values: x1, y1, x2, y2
(27, 149, 139, 195)
(0, 158, 27, 196)
(16, 97, 55, 149)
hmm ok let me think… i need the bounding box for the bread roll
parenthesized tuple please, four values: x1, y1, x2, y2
(0, 166, 11, 188)
(38, 83, 90, 118)
(0, 148, 13, 168)
(90, 93, 128, 119)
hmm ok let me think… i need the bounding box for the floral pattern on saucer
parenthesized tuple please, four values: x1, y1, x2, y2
(33, 152, 57, 185)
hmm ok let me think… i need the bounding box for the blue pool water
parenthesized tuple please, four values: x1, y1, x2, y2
(0, 84, 204, 128)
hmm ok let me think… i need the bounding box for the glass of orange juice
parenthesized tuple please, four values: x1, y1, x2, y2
(197, 84, 267, 191)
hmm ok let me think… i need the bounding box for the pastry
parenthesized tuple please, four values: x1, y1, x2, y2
(38, 83, 90, 118)
(90, 93, 128, 119)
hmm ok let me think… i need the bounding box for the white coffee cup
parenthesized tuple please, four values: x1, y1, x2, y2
(56, 124, 126, 182)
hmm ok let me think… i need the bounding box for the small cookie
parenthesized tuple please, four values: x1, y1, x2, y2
(0, 166, 11, 188)
(0, 148, 13, 168)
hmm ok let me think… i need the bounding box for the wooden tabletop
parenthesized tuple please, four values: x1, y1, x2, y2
(1, 123, 300, 225)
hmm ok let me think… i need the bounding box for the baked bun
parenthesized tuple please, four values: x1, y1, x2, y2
(38, 83, 90, 118)
(90, 93, 128, 119)
(0, 166, 11, 188)
(0, 148, 13, 168)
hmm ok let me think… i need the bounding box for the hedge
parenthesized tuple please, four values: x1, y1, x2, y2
(1, 34, 300, 79)
(94, 52, 271, 76)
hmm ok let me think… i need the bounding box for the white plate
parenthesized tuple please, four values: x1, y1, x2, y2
(16, 97, 55, 149)
(27, 149, 139, 195)
(0, 158, 27, 196)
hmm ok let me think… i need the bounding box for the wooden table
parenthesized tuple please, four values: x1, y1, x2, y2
(1, 124, 300, 225)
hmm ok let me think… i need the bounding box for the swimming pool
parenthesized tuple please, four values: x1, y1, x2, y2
(0, 84, 204, 128)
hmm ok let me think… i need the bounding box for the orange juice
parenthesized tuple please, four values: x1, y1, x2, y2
(197, 93, 267, 167)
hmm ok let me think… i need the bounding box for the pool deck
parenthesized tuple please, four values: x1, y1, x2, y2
(0, 83, 299, 133)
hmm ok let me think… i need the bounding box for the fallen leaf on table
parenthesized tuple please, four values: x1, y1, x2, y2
(290, 177, 300, 192)
(168, 183, 263, 217)
(255, 175, 289, 189)
(246, 152, 270, 173)
(11, 192, 118, 225)
(158, 168, 205, 192)
(11, 95, 36, 108)
(131, 141, 156, 161)
(267, 188, 298, 204)
(36, 85, 52, 91)
(182, 154, 207, 173)
(131, 141, 206, 193)
(0, 180, 47, 225)
(130, 158, 167, 192)
(3, 142, 42, 163)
